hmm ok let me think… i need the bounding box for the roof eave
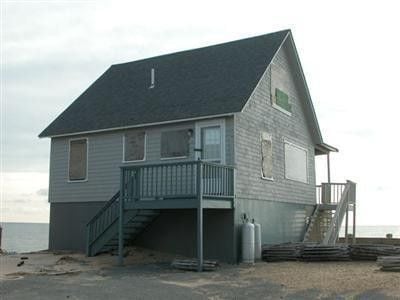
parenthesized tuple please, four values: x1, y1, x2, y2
(315, 142, 339, 155)
(38, 112, 236, 139)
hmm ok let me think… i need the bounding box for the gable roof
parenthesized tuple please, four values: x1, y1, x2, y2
(39, 30, 291, 138)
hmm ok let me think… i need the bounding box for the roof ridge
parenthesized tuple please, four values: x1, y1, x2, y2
(112, 29, 291, 67)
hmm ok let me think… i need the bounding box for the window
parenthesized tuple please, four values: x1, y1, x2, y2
(161, 129, 190, 159)
(201, 126, 221, 163)
(270, 63, 292, 115)
(274, 88, 292, 113)
(124, 131, 145, 162)
(69, 139, 88, 181)
(284, 140, 308, 183)
(261, 132, 273, 180)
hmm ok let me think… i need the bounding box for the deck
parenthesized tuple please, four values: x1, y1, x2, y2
(121, 161, 235, 210)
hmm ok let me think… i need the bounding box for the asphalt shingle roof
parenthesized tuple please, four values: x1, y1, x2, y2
(39, 30, 290, 137)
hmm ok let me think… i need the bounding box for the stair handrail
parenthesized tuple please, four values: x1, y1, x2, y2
(87, 191, 120, 226)
(86, 191, 120, 255)
(302, 204, 320, 242)
(322, 181, 355, 245)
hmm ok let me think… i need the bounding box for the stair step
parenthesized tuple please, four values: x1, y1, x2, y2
(88, 206, 161, 256)
(137, 211, 159, 216)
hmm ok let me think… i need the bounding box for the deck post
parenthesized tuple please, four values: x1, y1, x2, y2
(196, 161, 203, 272)
(352, 204, 356, 244)
(118, 168, 125, 266)
(327, 152, 331, 183)
(345, 205, 349, 244)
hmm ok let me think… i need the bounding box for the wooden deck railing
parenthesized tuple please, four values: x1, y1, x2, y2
(316, 182, 347, 204)
(86, 191, 120, 256)
(120, 160, 235, 203)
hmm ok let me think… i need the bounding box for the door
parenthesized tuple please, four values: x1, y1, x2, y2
(195, 120, 225, 195)
(195, 119, 225, 163)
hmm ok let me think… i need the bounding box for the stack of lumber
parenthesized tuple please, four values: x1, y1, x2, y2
(377, 256, 400, 272)
(262, 243, 304, 262)
(350, 244, 400, 261)
(171, 259, 219, 271)
(301, 244, 350, 261)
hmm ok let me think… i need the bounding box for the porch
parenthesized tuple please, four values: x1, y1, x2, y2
(121, 161, 235, 210)
(86, 160, 235, 271)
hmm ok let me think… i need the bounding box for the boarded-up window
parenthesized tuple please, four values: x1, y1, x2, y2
(261, 132, 273, 179)
(69, 139, 87, 181)
(161, 129, 190, 158)
(124, 131, 145, 161)
(284, 141, 308, 183)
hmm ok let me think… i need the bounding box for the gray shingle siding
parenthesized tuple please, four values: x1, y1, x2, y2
(232, 38, 317, 248)
(49, 117, 233, 203)
(234, 39, 316, 206)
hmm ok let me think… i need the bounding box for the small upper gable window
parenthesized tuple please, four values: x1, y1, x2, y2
(274, 88, 292, 113)
(270, 63, 292, 116)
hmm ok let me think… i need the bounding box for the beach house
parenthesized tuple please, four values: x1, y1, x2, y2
(39, 30, 356, 268)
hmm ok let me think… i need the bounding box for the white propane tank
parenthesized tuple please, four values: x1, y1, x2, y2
(254, 222, 262, 260)
(242, 221, 255, 264)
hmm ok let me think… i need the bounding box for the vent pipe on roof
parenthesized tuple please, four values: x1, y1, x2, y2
(149, 68, 155, 89)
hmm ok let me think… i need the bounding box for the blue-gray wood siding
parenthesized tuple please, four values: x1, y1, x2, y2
(49, 118, 234, 203)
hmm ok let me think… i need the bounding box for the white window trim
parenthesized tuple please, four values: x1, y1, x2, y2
(160, 128, 191, 160)
(195, 119, 226, 164)
(122, 132, 147, 163)
(283, 138, 309, 184)
(67, 137, 89, 183)
(260, 131, 274, 181)
(272, 102, 292, 116)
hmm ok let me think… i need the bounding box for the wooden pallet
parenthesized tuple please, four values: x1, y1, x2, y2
(262, 243, 305, 262)
(377, 256, 400, 272)
(300, 244, 350, 261)
(350, 244, 400, 261)
(171, 259, 219, 271)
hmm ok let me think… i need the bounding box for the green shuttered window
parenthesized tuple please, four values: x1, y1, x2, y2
(275, 88, 292, 113)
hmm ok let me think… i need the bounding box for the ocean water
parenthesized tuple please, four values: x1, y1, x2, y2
(339, 225, 400, 238)
(0, 222, 399, 253)
(1, 222, 49, 253)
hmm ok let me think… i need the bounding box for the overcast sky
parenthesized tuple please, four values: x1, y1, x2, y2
(1, 0, 399, 226)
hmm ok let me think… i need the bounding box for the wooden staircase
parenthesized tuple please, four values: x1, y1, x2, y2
(303, 181, 356, 245)
(86, 191, 160, 256)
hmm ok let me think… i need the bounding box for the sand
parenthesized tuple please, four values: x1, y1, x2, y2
(1, 247, 399, 297)
(239, 261, 400, 296)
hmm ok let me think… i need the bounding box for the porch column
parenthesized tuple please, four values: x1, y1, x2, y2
(197, 161, 203, 272)
(327, 152, 331, 183)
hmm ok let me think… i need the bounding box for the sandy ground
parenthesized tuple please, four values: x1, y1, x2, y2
(0, 247, 175, 279)
(1, 247, 399, 299)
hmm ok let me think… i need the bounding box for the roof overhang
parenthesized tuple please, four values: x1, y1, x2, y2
(315, 142, 339, 155)
(39, 112, 235, 139)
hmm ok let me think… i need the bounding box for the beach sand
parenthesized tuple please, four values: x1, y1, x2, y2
(1, 247, 399, 299)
